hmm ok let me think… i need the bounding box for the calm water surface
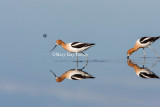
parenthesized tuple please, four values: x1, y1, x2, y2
(1, 52, 160, 107)
(1, 0, 160, 107)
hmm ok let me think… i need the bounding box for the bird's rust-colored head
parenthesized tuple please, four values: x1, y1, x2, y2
(56, 40, 64, 45)
(50, 70, 65, 82)
(50, 40, 65, 52)
(127, 49, 134, 58)
(55, 77, 65, 82)
(127, 41, 140, 58)
(127, 46, 140, 58)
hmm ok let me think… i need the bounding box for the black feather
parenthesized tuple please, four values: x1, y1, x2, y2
(140, 36, 160, 44)
(71, 42, 79, 45)
(139, 72, 159, 79)
(71, 74, 84, 80)
(71, 42, 95, 48)
(71, 74, 95, 80)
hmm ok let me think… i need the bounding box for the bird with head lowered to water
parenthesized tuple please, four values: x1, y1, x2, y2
(127, 36, 160, 59)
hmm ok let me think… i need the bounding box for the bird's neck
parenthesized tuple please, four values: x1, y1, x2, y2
(127, 60, 140, 73)
(60, 41, 66, 47)
(60, 41, 70, 51)
(56, 74, 66, 82)
(130, 46, 139, 54)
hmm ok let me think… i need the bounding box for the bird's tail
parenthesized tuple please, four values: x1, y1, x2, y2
(153, 36, 160, 41)
(84, 73, 95, 79)
(156, 36, 160, 39)
(86, 74, 96, 78)
(87, 76, 95, 78)
(90, 43, 95, 45)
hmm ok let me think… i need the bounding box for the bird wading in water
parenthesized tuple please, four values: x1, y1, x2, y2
(50, 40, 95, 61)
(127, 36, 160, 58)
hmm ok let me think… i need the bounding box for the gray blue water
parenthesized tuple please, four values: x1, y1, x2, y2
(1, 0, 160, 107)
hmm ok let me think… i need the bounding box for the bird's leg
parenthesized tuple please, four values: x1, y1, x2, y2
(148, 57, 159, 69)
(142, 48, 146, 67)
(76, 52, 78, 64)
(76, 59, 78, 70)
(82, 52, 88, 62)
(143, 48, 146, 58)
(81, 57, 88, 70)
(143, 57, 146, 68)
(148, 46, 159, 58)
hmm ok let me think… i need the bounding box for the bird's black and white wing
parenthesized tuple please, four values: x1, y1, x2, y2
(71, 42, 95, 48)
(71, 71, 95, 80)
(140, 37, 160, 44)
(138, 70, 159, 79)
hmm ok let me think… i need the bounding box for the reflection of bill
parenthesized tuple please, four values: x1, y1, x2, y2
(127, 59, 160, 79)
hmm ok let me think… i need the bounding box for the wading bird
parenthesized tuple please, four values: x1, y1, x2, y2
(127, 36, 160, 58)
(50, 40, 95, 61)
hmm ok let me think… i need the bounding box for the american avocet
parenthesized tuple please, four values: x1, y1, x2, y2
(50, 40, 95, 61)
(127, 36, 160, 58)
(127, 59, 159, 79)
(50, 69, 95, 82)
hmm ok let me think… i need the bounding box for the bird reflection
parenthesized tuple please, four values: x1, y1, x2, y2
(50, 61, 95, 82)
(127, 59, 160, 79)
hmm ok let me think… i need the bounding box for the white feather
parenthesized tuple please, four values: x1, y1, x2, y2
(67, 43, 92, 53)
(137, 39, 152, 48)
(67, 70, 91, 80)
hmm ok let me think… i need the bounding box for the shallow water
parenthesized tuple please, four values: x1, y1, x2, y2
(1, 55, 160, 107)
(1, 0, 160, 106)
